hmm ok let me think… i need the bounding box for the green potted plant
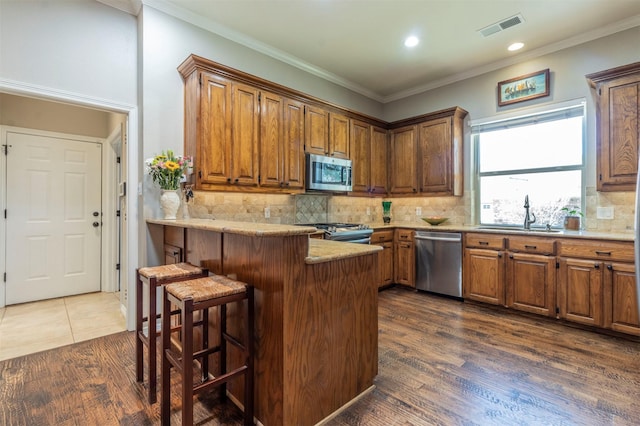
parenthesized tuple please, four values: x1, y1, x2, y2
(561, 206, 583, 230)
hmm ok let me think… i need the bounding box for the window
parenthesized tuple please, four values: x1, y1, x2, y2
(473, 103, 585, 228)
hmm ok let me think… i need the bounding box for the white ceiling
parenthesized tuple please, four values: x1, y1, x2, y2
(116, 0, 640, 103)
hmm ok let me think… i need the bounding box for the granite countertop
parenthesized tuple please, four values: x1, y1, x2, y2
(305, 239, 382, 264)
(369, 221, 635, 242)
(147, 218, 317, 237)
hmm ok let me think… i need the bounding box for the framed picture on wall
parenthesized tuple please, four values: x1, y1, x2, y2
(497, 69, 550, 106)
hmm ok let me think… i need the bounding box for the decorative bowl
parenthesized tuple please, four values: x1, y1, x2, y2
(422, 217, 449, 226)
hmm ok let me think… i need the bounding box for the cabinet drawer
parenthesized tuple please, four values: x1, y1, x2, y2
(371, 230, 394, 243)
(508, 236, 556, 255)
(165, 226, 185, 249)
(395, 229, 414, 242)
(465, 233, 505, 250)
(558, 239, 634, 262)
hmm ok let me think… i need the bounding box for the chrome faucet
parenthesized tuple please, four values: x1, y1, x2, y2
(523, 195, 536, 230)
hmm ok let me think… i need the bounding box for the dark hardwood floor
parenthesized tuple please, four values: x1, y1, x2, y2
(1, 286, 639, 425)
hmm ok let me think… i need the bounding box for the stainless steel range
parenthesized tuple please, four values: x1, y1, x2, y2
(304, 223, 373, 244)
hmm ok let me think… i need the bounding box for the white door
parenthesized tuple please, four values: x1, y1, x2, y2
(5, 131, 102, 305)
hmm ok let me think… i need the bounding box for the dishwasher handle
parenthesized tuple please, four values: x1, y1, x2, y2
(415, 233, 461, 243)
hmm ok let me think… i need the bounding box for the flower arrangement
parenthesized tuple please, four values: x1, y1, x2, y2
(145, 150, 191, 191)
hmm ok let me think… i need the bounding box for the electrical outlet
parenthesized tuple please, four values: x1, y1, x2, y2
(264, 206, 270, 218)
(596, 206, 614, 219)
(416, 207, 422, 216)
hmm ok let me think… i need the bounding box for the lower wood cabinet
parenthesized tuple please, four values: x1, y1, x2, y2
(557, 257, 604, 327)
(164, 226, 185, 263)
(394, 229, 415, 287)
(371, 230, 394, 287)
(506, 252, 556, 317)
(463, 233, 506, 305)
(464, 232, 638, 336)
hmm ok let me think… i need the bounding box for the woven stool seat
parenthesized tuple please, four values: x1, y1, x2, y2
(138, 262, 204, 280)
(165, 275, 247, 303)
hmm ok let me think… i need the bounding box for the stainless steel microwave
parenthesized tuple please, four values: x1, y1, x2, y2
(305, 153, 352, 192)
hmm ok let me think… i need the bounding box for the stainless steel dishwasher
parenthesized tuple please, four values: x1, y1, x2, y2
(415, 231, 462, 298)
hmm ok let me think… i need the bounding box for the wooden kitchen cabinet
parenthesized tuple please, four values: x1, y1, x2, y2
(418, 107, 466, 196)
(558, 238, 638, 334)
(164, 226, 185, 263)
(389, 125, 418, 194)
(586, 62, 640, 192)
(350, 120, 388, 195)
(304, 105, 350, 159)
(394, 229, 415, 287)
(180, 66, 260, 190)
(505, 236, 556, 317)
(463, 233, 506, 305)
(390, 107, 467, 196)
(259, 91, 305, 190)
(371, 230, 394, 287)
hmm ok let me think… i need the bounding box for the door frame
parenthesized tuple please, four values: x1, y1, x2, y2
(0, 78, 139, 331)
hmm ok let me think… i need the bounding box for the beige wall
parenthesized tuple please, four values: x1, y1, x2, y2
(0, 94, 115, 138)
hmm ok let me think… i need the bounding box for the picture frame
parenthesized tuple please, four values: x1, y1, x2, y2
(497, 69, 550, 106)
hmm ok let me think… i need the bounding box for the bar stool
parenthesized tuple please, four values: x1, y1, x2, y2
(160, 275, 254, 426)
(135, 262, 209, 404)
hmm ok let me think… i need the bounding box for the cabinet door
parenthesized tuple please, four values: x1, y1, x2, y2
(463, 248, 505, 305)
(390, 125, 418, 194)
(164, 244, 182, 264)
(329, 113, 350, 159)
(232, 82, 260, 186)
(374, 242, 394, 287)
(598, 77, 639, 191)
(304, 105, 329, 155)
(557, 257, 604, 327)
(506, 252, 556, 317)
(419, 117, 452, 194)
(283, 98, 305, 190)
(350, 119, 371, 194)
(604, 262, 639, 335)
(370, 126, 388, 195)
(259, 91, 284, 188)
(199, 73, 232, 185)
(394, 242, 415, 287)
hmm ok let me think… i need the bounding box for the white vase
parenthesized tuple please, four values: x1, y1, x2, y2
(160, 189, 181, 220)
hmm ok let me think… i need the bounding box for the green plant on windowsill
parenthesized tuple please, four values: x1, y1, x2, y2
(561, 206, 583, 217)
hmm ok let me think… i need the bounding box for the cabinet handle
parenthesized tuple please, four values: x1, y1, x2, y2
(595, 250, 612, 256)
(594, 263, 600, 269)
(479, 241, 489, 245)
(285, 182, 290, 187)
(525, 245, 537, 250)
(498, 252, 502, 258)
(509, 254, 514, 259)
(413, 188, 417, 193)
(607, 264, 613, 270)
(227, 177, 232, 183)
(234, 178, 239, 183)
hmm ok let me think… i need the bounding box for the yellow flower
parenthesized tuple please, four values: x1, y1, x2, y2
(164, 161, 180, 171)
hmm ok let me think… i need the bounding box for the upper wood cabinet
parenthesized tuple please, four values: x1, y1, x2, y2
(390, 107, 467, 197)
(350, 119, 388, 196)
(586, 62, 640, 192)
(390, 125, 418, 194)
(259, 91, 305, 190)
(304, 106, 350, 159)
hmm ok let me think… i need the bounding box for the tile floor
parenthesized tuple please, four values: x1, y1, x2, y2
(0, 291, 126, 361)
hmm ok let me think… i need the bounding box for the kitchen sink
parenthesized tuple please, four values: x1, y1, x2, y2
(476, 226, 562, 233)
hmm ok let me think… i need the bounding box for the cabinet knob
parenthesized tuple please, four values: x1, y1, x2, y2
(607, 264, 613, 270)
(509, 254, 514, 259)
(413, 188, 417, 193)
(234, 178, 239, 183)
(594, 263, 600, 269)
(285, 182, 290, 186)
(227, 178, 232, 183)
(498, 252, 502, 258)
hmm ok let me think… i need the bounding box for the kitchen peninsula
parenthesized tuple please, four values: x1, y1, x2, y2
(146, 218, 381, 426)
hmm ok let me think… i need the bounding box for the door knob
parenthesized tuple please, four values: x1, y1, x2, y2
(93, 211, 99, 217)
(93, 222, 100, 227)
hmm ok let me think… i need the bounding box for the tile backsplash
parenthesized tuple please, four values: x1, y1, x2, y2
(185, 188, 634, 232)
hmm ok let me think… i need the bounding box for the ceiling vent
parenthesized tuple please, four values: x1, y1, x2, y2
(478, 13, 525, 37)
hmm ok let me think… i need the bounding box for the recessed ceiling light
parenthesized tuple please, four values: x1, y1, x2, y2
(508, 42, 524, 51)
(404, 36, 419, 48)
